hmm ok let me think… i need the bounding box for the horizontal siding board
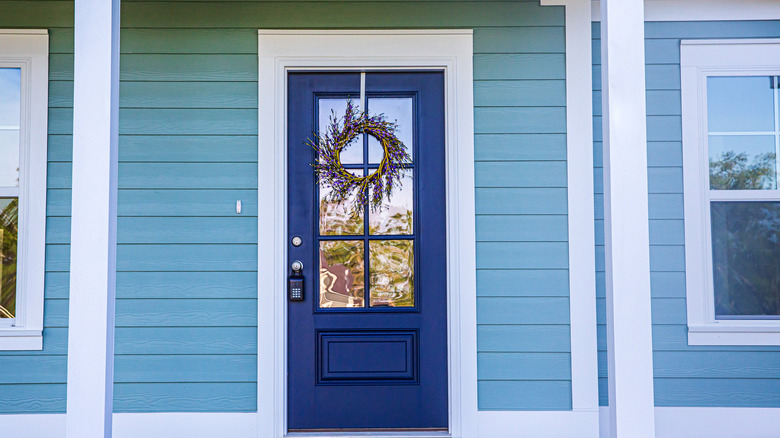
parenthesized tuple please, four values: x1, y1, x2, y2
(649, 220, 685, 245)
(477, 269, 569, 297)
(648, 142, 683, 167)
(113, 382, 256, 412)
(120, 54, 257, 82)
(115, 298, 257, 327)
(119, 163, 257, 189)
(654, 379, 780, 407)
(119, 135, 258, 162)
(0, 356, 67, 384)
(120, 28, 258, 54)
(120, 82, 258, 108)
(473, 27, 565, 54)
(0, 2, 72, 27)
(476, 215, 567, 242)
(649, 246, 686, 272)
(648, 167, 683, 194)
(44, 245, 70, 272)
(0, 329, 68, 357)
(115, 327, 257, 355)
(119, 109, 257, 135)
(0, 384, 66, 413)
(654, 351, 780, 379)
(116, 244, 257, 272)
(476, 242, 569, 269)
(478, 381, 571, 410)
(42, 300, 69, 328)
(44, 273, 69, 299)
(474, 134, 566, 161)
(475, 188, 568, 214)
(652, 325, 780, 353)
(474, 107, 566, 134)
(474, 54, 565, 80)
(51, 217, 258, 244)
(477, 353, 571, 380)
(475, 161, 566, 187)
(115, 271, 257, 299)
(118, 189, 258, 217)
(121, 2, 564, 28)
(477, 297, 570, 325)
(596, 298, 686, 325)
(478, 325, 570, 352)
(49, 80, 73, 108)
(115, 355, 256, 383)
(650, 272, 687, 298)
(644, 21, 780, 39)
(48, 135, 73, 162)
(474, 80, 565, 108)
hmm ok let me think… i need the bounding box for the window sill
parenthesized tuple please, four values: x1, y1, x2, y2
(0, 329, 43, 350)
(688, 325, 780, 346)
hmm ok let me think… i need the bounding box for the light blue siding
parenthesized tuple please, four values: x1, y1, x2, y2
(593, 20, 780, 407)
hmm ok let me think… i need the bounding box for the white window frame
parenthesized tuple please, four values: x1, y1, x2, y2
(682, 39, 780, 345)
(0, 30, 49, 350)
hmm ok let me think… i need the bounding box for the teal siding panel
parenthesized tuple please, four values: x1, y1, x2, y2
(478, 325, 571, 352)
(120, 54, 257, 81)
(474, 107, 566, 134)
(115, 299, 257, 327)
(478, 381, 572, 410)
(473, 27, 565, 54)
(44, 273, 70, 299)
(478, 297, 570, 325)
(49, 80, 73, 108)
(115, 217, 258, 244)
(119, 109, 257, 135)
(474, 81, 566, 108)
(477, 269, 570, 297)
(475, 188, 568, 214)
(0, 328, 68, 357)
(119, 163, 257, 189)
(474, 54, 565, 80)
(42, 300, 69, 328)
(115, 272, 257, 299)
(115, 327, 257, 355)
(118, 189, 258, 217)
(0, 2, 72, 27)
(113, 382, 256, 412)
(0, 384, 67, 413)
(477, 353, 571, 380)
(0, 357, 67, 384)
(649, 220, 685, 245)
(648, 142, 683, 167)
(119, 135, 258, 162)
(120, 82, 258, 108)
(654, 352, 780, 379)
(475, 161, 567, 188)
(474, 134, 567, 161)
(116, 244, 257, 272)
(46, 189, 72, 217)
(48, 135, 73, 162)
(120, 28, 258, 54)
(114, 355, 256, 382)
(654, 379, 780, 407)
(476, 242, 569, 269)
(476, 215, 568, 242)
(44, 245, 70, 272)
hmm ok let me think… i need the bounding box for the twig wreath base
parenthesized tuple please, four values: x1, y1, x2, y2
(310, 99, 412, 214)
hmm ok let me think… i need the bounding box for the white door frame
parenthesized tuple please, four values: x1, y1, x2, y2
(256, 30, 478, 438)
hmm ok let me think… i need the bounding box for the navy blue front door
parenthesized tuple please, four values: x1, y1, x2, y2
(287, 72, 447, 431)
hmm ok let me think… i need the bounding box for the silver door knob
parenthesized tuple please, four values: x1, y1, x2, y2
(291, 260, 303, 274)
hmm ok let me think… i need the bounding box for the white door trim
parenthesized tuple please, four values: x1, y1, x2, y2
(256, 30, 477, 438)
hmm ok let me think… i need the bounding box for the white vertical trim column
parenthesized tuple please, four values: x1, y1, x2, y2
(66, 0, 121, 437)
(600, 0, 657, 437)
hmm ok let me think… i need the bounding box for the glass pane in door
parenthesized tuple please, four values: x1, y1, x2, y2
(0, 68, 21, 188)
(319, 240, 365, 308)
(369, 240, 414, 307)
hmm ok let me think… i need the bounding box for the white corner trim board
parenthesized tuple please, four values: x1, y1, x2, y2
(0, 30, 48, 351)
(257, 30, 478, 438)
(590, 0, 780, 22)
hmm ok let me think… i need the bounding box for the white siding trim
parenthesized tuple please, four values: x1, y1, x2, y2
(257, 30, 477, 438)
(591, 0, 780, 22)
(0, 31, 48, 351)
(600, 0, 657, 436)
(66, 0, 120, 437)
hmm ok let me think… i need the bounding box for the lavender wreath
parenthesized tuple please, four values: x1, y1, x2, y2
(310, 99, 412, 214)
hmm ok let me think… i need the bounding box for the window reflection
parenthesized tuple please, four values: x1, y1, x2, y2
(367, 98, 413, 164)
(0, 68, 21, 188)
(0, 198, 17, 318)
(320, 169, 364, 235)
(709, 135, 776, 190)
(369, 170, 413, 235)
(707, 76, 775, 132)
(369, 240, 414, 307)
(319, 240, 365, 308)
(319, 98, 363, 164)
(711, 202, 780, 318)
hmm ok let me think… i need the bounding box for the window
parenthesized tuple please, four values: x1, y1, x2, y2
(0, 31, 49, 350)
(682, 39, 780, 345)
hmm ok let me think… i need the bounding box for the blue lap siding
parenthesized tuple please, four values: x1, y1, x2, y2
(593, 20, 780, 407)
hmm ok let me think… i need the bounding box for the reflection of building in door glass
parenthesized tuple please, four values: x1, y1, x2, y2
(370, 240, 414, 307)
(319, 240, 365, 308)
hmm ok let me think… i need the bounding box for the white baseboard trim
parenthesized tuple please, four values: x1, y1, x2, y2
(599, 406, 780, 438)
(478, 410, 600, 438)
(0, 412, 257, 438)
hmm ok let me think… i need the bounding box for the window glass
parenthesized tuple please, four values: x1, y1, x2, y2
(709, 135, 776, 190)
(369, 240, 414, 307)
(319, 98, 363, 165)
(711, 202, 780, 319)
(0, 68, 21, 188)
(369, 169, 413, 235)
(319, 240, 365, 308)
(367, 98, 413, 163)
(0, 198, 17, 319)
(707, 76, 775, 132)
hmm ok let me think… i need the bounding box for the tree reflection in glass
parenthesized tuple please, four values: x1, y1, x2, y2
(369, 240, 414, 307)
(0, 198, 17, 319)
(370, 170, 413, 235)
(320, 169, 364, 235)
(319, 240, 365, 308)
(709, 136, 776, 190)
(712, 201, 780, 318)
